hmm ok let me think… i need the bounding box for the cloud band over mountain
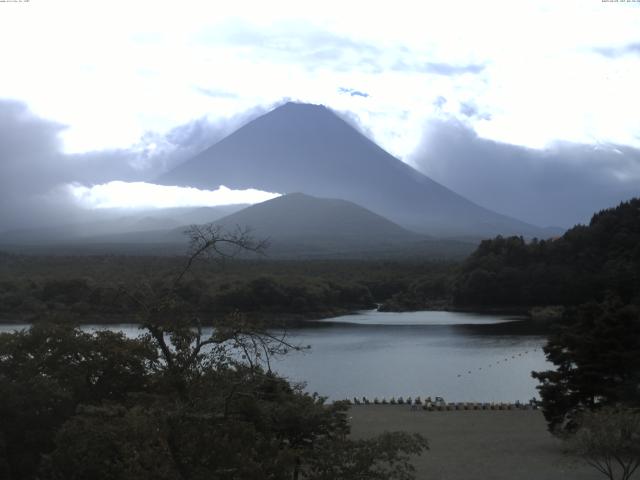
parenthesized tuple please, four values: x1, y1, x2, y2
(1, 98, 639, 234)
(69, 182, 280, 210)
(0, 100, 273, 231)
(410, 117, 640, 227)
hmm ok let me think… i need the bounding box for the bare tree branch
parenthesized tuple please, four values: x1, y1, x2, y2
(117, 223, 301, 382)
(174, 224, 268, 289)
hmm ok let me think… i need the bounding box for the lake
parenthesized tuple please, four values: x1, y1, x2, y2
(0, 310, 550, 403)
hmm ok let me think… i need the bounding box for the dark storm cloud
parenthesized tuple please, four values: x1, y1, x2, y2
(593, 42, 640, 58)
(338, 87, 369, 98)
(0, 99, 265, 231)
(410, 118, 640, 228)
(0, 99, 66, 196)
(0, 100, 95, 231)
(0, 100, 81, 230)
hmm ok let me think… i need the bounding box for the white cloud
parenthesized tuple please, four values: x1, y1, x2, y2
(68, 182, 280, 209)
(0, 0, 639, 158)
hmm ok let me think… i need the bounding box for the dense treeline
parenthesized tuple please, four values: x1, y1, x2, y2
(0, 255, 456, 322)
(3, 198, 639, 318)
(454, 198, 640, 307)
(377, 273, 453, 311)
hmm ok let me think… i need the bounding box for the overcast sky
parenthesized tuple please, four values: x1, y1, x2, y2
(0, 0, 639, 230)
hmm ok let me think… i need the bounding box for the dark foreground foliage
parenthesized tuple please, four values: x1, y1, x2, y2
(0, 322, 427, 480)
(0, 226, 428, 480)
(532, 299, 640, 434)
(569, 406, 640, 480)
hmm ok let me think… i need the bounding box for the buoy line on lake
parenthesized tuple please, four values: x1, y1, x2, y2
(339, 396, 539, 411)
(456, 346, 542, 378)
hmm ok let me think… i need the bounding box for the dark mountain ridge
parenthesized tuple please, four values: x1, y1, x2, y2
(212, 192, 418, 243)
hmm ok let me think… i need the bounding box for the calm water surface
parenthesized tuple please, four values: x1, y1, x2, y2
(0, 310, 550, 402)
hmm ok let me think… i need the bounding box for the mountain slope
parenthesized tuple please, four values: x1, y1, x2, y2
(208, 193, 474, 258)
(0, 194, 476, 258)
(156, 102, 549, 237)
(213, 192, 419, 243)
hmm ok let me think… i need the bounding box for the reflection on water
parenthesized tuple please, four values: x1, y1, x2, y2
(0, 310, 551, 402)
(275, 328, 547, 403)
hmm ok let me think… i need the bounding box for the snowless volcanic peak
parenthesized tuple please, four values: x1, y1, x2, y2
(157, 102, 546, 238)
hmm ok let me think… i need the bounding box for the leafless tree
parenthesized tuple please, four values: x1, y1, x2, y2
(120, 223, 301, 390)
(570, 406, 640, 480)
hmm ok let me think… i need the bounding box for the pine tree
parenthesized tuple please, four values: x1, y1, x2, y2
(532, 299, 640, 434)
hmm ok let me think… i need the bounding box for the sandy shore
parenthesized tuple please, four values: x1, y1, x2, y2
(349, 405, 601, 480)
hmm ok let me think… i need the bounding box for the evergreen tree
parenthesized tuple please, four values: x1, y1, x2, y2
(532, 299, 640, 434)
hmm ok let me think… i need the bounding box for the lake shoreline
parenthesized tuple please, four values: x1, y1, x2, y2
(0, 308, 358, 327)
(0, 309, 554, 336)
(0, 305, 559, 330)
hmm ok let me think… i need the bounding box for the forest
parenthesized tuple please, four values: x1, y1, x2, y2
(0, 254, 456, 323)
(453, 198, 640, 308)
(2, 198, 639, 323)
